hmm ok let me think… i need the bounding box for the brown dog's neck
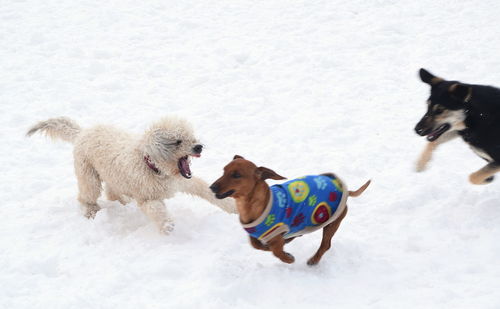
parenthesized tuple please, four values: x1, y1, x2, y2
(236, 180, 270, 224)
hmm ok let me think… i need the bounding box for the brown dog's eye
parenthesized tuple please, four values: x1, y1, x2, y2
(231, 171, 241, 178)
(176, 140, 182, 146)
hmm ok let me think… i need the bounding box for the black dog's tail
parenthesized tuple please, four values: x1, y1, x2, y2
(348, 180, 371, 197)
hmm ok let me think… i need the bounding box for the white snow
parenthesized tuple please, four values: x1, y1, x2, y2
(1, 0, 500, 308)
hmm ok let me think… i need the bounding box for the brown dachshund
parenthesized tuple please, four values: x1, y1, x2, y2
(210, 155, 370, 265)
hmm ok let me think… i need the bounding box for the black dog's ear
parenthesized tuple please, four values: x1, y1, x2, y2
(449, 83, 472, 102)
(233, 155, 244, 160)
(419, 68, 444, 85)
(255, 166, 286, 181)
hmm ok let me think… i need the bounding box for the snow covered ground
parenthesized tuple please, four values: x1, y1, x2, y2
(1, 0, 500, 308)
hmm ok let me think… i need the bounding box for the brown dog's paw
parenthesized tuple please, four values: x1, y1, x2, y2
(282, 252, 295, 264)
(306, 256, 320, 266)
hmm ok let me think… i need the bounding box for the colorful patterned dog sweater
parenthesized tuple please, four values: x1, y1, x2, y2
(242, 175, 348, 244)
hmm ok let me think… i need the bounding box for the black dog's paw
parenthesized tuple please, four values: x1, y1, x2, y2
(470, 173, 495, 185)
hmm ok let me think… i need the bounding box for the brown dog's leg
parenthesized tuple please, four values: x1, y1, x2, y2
(307, 207, 348, 266)
(249, 236, 270, 251)
(267, 235, 295, 264)
(469, 162, 500, 185)
(250, 235, 296, 251)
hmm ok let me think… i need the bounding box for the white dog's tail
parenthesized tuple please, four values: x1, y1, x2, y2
(26, 117, 82, 143)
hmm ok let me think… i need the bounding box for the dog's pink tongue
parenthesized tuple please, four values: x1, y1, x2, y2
(178, 156, 192, 179)
(426, 123, 451, 142)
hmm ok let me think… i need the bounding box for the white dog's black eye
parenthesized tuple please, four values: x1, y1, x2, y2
(231, 171, 241, 178)
(176, 140, 182, 146)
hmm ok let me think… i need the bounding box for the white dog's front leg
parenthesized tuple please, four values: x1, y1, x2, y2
(138, 200, 174, 234)
(178, 176, 237, 214)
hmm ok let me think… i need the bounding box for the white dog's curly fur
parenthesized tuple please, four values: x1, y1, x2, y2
(27, 116, 236, 234)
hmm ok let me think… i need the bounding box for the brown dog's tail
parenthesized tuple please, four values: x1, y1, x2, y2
(348, 180, 371, 197)
(27, 117, 81, 143)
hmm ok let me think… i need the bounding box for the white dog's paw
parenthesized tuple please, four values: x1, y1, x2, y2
(84, 204, 101, 219)
(118, 195, 132, 206)
(159, 221, 175, 235)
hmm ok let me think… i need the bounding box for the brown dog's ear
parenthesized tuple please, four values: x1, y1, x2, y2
(419, 68, 444, 85)
(233, 155, 244, 160)
(255, 166, 286, 181)
(449, 83, 472, 102)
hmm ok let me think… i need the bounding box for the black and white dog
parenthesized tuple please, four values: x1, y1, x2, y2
(415, 68, 500, 185)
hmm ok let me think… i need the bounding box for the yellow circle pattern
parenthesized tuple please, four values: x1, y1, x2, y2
(311, 202, 332, 225)
(288, 180, 310, 203)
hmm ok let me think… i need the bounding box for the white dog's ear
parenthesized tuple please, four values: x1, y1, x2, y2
(144, 130, 181, 161)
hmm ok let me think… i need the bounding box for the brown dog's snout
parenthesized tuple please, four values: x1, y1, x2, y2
(209, 182, 220, 194)
(210, 179, 235, 199)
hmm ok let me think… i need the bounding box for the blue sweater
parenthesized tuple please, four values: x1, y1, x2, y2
(242, 175, 347, 244)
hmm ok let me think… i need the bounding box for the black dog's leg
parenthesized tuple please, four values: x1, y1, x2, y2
(416, 131, 459, 172)
(470, 162, 500, 185)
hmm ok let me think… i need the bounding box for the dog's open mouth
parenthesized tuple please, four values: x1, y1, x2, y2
(177, 153, 202, 179)
(216, 190, 235, 199)
(426, 123, 451, 142)
(178, 156, 192, 179)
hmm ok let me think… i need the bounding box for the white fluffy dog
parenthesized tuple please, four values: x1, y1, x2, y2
(27, 116, 236, 234)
